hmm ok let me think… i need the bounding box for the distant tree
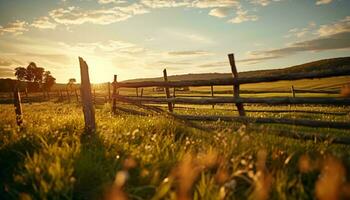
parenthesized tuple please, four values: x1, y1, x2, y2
(67, 78, 76, 90)
(43, 71, 56, 91)
(14, 67, 27, 81)
(14, 62, 56, 92)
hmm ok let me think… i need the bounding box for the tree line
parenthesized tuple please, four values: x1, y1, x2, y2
(0, 62, 56, 92)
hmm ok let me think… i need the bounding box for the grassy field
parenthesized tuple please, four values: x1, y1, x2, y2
(0, 101, 350, 200)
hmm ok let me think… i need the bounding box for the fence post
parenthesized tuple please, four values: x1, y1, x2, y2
(93, 89, 96, 104)
(108, 82, 111, 102)
(79, 57, 96, 133)
(291, 86, 296, 98)
(173, 87, 176, 108)
(163, 69, 173, 112)
(140, 88, 144, 97)
(228, 53, 245, 117)
(13, 88, 23, 126)
(211, 85, 215, 109)
(75, 89, 79, 102)
(66, 89, 71, 103)
(136, 88, 139, 97)
(112, 75, 117, 114)
(25, 88, 28, 98)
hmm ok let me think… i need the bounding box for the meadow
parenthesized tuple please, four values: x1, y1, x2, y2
(0, 100, 349, 199)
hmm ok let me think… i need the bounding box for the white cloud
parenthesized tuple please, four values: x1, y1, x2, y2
(209, 7, 230, 18)
(0, 20, 28, 35)
(228, 6, 258, 24)
(317, 16, 350, 37)
(316, 0, 333, 5)
(250, 0, 283, 6)
(49, 4, 149, 25)
(31, 17, 57, 29)
(191, 0, 239, 8)
(97, 0, 126, 4)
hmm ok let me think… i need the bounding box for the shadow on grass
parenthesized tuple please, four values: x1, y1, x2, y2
(0, 136, 41, 199)
(73, 132, 120, 199)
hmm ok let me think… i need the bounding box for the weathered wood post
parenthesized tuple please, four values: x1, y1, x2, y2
(112, 75, 117, 114)
(25, 88, 28, 98)
(136, 88, 139, 97)
(66, 89, 71, 103)
(211, 85, 215, 109)
(173, 87, 176, 108)
(75, 89, 79, 102)
(108, 82, 111, 102)
(291, 86, 296, 98)
(228, 53, 245, 116)
(13, 88, 23, 126)
(93, 89, 96, 104)
(79, 57, 96, 133)
(163, 69, 173, 112)
(140, 88, 144, 97)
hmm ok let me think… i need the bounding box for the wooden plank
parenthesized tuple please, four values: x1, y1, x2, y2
(114, 68, 350, 88)
(163, 69, 173, 112)
(174, 114, 350, 129)
(114, 96, 350, 105)
(112, 75, 117, 114)
(13, 88, 23, 126)
(79, 57, 96, 133)
(229, 53, 245, 116)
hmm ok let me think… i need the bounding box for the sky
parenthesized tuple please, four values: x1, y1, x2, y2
(0, 0, 349, 83)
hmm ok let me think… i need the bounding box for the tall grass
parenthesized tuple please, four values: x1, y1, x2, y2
(0, 102, 349, 199)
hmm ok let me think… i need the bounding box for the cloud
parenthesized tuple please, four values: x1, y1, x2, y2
(197, 61, 227, 68)
(228, 6, 258, 24)
(0, 67, 14, 77)
(0, 20, 28, 35)
(317, 16, 350, 37)
(246, 32, 350, 62)
(168, 50, 212, 56)
(140, 0, 190, 8)
(97, 0, 126, 4)
(49, 4, 149, 25)
(285, 22, 316, 38)
(250, 0, 283, 6)
(31, 17, 57, 29)
(191, 0, 239, 8)
(209, 7, 231, 18)
(316, 0, 333, 5)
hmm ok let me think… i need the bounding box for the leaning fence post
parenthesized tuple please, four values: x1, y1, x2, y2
(136, 88, 139, 97)
(112, 75, 117, 114)
(163, 69, 173, 112)
(93, 89, 96, 104)
(228, 53, 245, 117)
(291, 86, 296, 98)
(13, 88, 23, 126)
(211, 85, 215, 109)
(140, 88, 144, 98)
(79, 57, 96, 133)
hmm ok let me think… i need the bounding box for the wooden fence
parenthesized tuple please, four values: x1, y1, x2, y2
(111, 53, 350, 131)
(10, 55, 350, 143)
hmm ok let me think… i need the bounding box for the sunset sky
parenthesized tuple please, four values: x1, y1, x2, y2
(0, 0, 349, 83)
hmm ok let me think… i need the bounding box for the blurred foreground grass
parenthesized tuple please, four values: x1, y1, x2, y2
(0, 102, 350, 200)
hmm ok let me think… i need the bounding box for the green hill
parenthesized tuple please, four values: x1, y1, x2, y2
(123, 57, 350, 83)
